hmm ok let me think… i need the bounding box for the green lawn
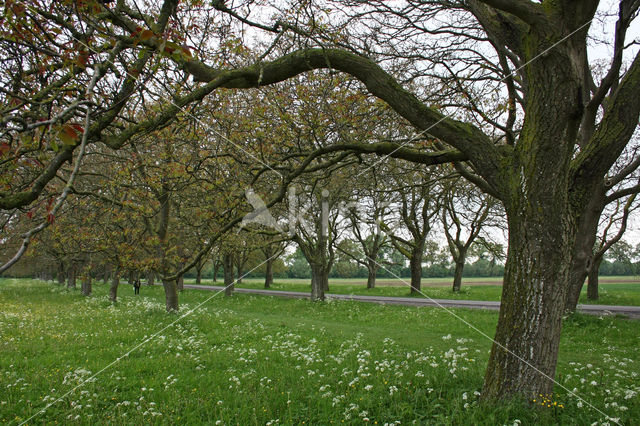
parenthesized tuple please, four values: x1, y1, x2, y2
(1, 279, 638, 424)
(191, 276, 640, 306)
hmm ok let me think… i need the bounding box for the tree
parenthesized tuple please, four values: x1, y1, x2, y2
(180, 1, 640, 399)
(2, 0, 639, 401)
(441, 177, 497, 292)
(588, 194, 638, 299)
(258, 237, 287, 289)
(382, 164, 440, 293)
(340, 167, 391, 288)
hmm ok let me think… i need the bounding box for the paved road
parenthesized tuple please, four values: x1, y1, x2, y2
(184, 284, 640, 319)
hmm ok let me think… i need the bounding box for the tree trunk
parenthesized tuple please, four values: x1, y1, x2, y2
(310, 264, 326, 301)
(409, 249, 422, 293)
(162, 279, 179, 312)
(236, 261, 243, 283)
(452, 261, 464, 293)
(67, 263, 76, 289)
(177, 274, 184, 291)
(213, 261, 218, 282)
(587, 255, 602, 300)
(264, 258, 273, 288)
(195, 267, 202, 285)
(147, 271, 155, 286)
(482, 196, 574, 400)
(103, 267, 110, 284)
(223, 253, 234, 296)
(366, 260, 377, 289)
(57, 262, 65, 285)
(81, 276, 92, 296)
(109, 269, 119, 303)
(565, 186, 605, 312)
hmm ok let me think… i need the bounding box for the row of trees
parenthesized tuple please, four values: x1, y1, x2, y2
(1, 0, 639, 401)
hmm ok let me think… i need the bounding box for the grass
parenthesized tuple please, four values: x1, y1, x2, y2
(1, 278, 639, 425)
(190, 276, 640, 306)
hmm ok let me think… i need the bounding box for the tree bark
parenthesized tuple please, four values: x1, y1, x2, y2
(366, 259, 377, 289)
(177, 274, 184, 291)
(147, 271, 155, 286)
(565, 186, 605, 312)
(67, 263, 76, 289)
(409, 249, 422, 293)
(57, 262, 65, 285)
(264, 258, 274, 288)
(109, 269, 119, 303)
(452, 261, 465, 293)
(162, 279, 179, 312)
(587, 255, 602, 300)
(235, 261, 243, 283)
(310, 263, 327, 301)
(223, 253, 234, 296)
(195, 266, 202, 285)
(81, 276, 92, 296)
(483, 208, 572, 399)
(103, 266, 110, 284)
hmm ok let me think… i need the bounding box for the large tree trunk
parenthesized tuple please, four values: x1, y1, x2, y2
(264, 258, 274, 288)
(480, 30, 588, 399)
(587, 255, 602, 300)
(195, 266, 202, 285)
(310, 263, 327, 301)
(409, 249, 422, 293)
(162, 279, 179, 312)
(109, 269, 119, 303)
(483, 208, 573, 400)
(565, 186, 605, 312)
(223, 253, 234, 296)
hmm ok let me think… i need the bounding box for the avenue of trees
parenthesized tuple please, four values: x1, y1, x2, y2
(1, 0, 640, 401)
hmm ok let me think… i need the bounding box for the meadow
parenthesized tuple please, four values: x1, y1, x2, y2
(211, 276, 640, 307)
(1, 278, 638, 425)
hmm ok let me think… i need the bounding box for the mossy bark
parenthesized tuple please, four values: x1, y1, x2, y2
(310, 263, 328, 301)
(109, 269, 119, 303)
(409, 248, 423, 293)
(223, 253, 234, 297)
(264, 259, 273, 289)
(452, 259, 465, 293)
(587, 256, 602, 300)
(162, 279, 179, 312)
(81, 276, 92, 296)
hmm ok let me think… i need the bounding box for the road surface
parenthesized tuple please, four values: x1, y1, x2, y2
(183, 284, 640, 319)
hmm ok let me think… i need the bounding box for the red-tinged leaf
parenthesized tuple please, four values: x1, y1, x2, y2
(70, 123, 84, 133)
(47, 213, 55, 224)
(58, 124, 81, 145)
(181, 46, 192, 58)
(11, 2, 26, 15)
(139, 30, 154, 41)
(26, 211, 33, 219)
(0, 142, 10, 156)
(76, 51, 89, 69)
